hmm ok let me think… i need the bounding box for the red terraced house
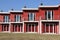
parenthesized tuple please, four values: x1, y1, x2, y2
(0, 4, 60, 34)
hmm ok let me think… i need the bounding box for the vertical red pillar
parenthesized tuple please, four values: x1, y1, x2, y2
(17, 25, 19, 32)
(55, 25, 57, 34)
(10, 24, 13, 32)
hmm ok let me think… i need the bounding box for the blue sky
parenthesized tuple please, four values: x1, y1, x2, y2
(0, 0, 60, 11)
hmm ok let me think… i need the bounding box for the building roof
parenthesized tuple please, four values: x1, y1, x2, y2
(0, 4, 60, 14)
(0, 10, 23, 14)
(22, 8, 38, 10)
(39, 4, 60, 8)
(0, 12, 9, 14)
(9, 10, 23, 13)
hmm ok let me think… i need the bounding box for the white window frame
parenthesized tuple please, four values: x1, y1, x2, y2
(44, 23, 55, 33)
(4, 16, 9, 22)
(26, 24, 37, 32)
(46, 11, 53, 20)
(2, 25, 9, 32)
(15, 15, 20, 22)
(29, 13, 35, 21)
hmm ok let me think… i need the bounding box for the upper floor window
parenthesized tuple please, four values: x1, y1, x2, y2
(15, 15, 21, 22)
(45, 11, 53, 20)
(4, 16, 9, 22)
(28, 13, 35, 21)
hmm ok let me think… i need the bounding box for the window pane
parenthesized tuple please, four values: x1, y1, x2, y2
(28, 13, 34, 21)
(48, 11, 51, 19)
(45, 11, 53, 20)
(4, 16, 9, 22)
(15, 15, 20, 22)
(45, 11, 47, 20)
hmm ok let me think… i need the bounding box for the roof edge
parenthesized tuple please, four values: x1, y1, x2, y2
(22, 8, 38, 10)
(38, 4, 60, 8)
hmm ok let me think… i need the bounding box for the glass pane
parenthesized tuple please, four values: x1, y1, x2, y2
(48, 11, 51, 20)
(45, 11, 47, 20)
(4, 16, 9, 22)
(29, 13, 34, 21)
(45, 11, 53, 20)
(15, 15, 20, 22)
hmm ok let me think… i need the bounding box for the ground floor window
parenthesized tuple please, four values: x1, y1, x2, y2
(26, 23, 37, 32)
(42, 23, 57, 33)
(2, 24, 9, 31)
(13, 24, 23, 32)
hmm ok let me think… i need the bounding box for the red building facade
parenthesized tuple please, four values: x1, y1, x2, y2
(0, 4, 60, 34)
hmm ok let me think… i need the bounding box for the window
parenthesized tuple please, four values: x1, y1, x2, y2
(13, 24, 23, 32)
(2, 25, 9, 31)
(26, 24, 37, 32)
(4, 16, 9, 22)
(28, 13, 35, 21)
(15, 15, 20, 22)
(45, 11, 53, 20)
